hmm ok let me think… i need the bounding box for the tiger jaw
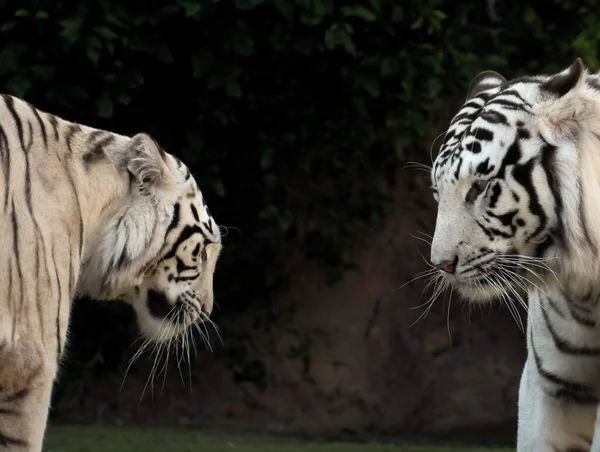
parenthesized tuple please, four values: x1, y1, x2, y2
(131, 287, 212, 342)
(438, 266, 527, 304)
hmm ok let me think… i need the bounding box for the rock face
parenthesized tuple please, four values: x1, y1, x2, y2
(53, 149, 526, 441)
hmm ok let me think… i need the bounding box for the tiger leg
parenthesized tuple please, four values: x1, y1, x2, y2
(0, 339, 56, 451)
(517, 358, 596, 452)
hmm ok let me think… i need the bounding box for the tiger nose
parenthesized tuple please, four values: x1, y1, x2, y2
(433, 256, 458, 274)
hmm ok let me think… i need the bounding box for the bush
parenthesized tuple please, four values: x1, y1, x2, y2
(0, 0, 597, 390)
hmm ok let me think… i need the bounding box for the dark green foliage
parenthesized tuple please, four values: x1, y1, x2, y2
(0, 0, 596, 391)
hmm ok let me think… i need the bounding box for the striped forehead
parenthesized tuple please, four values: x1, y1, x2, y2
(432, 84, 535, 184)
(165, 182, 220, 245)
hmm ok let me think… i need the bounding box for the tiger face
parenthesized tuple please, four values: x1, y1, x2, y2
(430, 58, 600, 302)
(129, 168, 222, 342)
(78, 133, 221, 342)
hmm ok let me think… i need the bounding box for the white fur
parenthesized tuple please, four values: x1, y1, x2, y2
(0, 94, 222, 451)
(431, 60, 600, 451)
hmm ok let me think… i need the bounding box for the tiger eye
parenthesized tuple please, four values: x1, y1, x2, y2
(466, 180, 488, 203)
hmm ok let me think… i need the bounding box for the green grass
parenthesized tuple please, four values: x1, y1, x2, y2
(44, 425, 515, 452)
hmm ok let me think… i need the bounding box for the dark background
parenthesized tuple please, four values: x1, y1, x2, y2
(0, 0, 597, 442)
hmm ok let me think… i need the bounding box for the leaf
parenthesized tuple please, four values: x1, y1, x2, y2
(277, 209, 294, 231)
(260, 148, 274, 169)
(393, 135, 410, 159)
(355, 75, 379, 97)
(186, 129, 204, 150)
(35, 10, 49, 19)
(14, 9, 29, 17)
(380, 57, 401, 77)
(96, 96, 113, 118)
(6, 76, 31, 98)
(182, 1, 201, 17)
(369, 0, 381, 12)
(0, 47, 18, 75)
(410, 17, 424, 30)
(235, 0, 267, 10)
(340, 5, 376, 21)
(226, 80, 242, 98)
(156, 44, 174, 63)
(273, 0, 293, 21)
(207, 74, 222, 90)
(118, 93, 131, 105)
(263, 174, 280, 187)
(259, 205, 279, 220)
(392, 6, 404, 22)
(86, 48, 100, 65)
(191, 50, 213, 78)
(94, 26, 119, 41)
(324, 23, 356, 55)
(231, 28, 254, 57)
(0, 22, 16, 32)
(60, 17, 84, 44)
(210, 179, 226, 197)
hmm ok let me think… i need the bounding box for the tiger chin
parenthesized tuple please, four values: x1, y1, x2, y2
(429, 58, 600, 452)
(0, 93, 221, 451)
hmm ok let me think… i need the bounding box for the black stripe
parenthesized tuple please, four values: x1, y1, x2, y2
(2, 95, 26, 151)
(23, 132, 47, 339)
(26, 121, 33, 150)
(540, 141, 564, 247)
(0, 126, 10, 211)
(488, 183, 501, 208)
(471, 128, 494, 141)
(487, 208, 518, 230)
(545, 296, 567, 319)
(28, 103, 48, 147)
(514, 160, 546, 240)
(578, 178, 597, 255)
(203, 220, 214, 236)
(552, 445, 590, 452)
(50, 239, 63, 357)
(68, 231, 75, 298)
(532, 335, 598, 404)
(542, 306, 600, 355)
(63, 162, 84, 257)
(475, 158, 494, 176)
(163, 225, 205, 261)
(485, 99, 527, 110)
(496, 89, 531, 105)
(190, 204, 200, 222)
(191, 243, 201, 258)
(66, 124, 80, 153)
(7, 261, 13, 342)
(165, 203, 180, 237)
(47, 114, 59, 141)
(172, 274, 200, 282)
(84, 133, 114, 164)
(479, 110, 508, 125)
(0, 431, 27, 447)
(11, 203, 23, 344)
(2, 388, 29, 404)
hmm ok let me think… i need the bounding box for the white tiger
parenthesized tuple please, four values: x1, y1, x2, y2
(0, 93, 221, 450)
(429, 58, 600, 451)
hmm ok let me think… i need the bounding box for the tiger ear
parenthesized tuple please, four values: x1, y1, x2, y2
(466, 70, 507, 101)
(542, 58, 586, 98)
(125, 133, 167, 189)
(538, 58, 590, 138)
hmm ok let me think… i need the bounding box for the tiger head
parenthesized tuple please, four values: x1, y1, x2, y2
(78, 133, 222, 342)
(430, 58, 600, 302)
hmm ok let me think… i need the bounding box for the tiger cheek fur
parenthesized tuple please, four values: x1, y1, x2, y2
(430, 58, 600, 451)
(0, 94, 221, 450)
